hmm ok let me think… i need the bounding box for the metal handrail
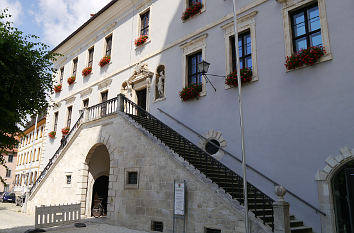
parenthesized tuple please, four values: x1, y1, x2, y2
(157, 107, 326, 216)
(29, 112, 84, 196)
(119, 94, 274, 229)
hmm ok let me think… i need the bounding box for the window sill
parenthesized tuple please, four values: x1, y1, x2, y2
(135, 38, 151, 50)
(285, 53, 333, 73)
(224, 77, 258, 90)
(182, 9, 205, 23)
(154, 97, 166, 103)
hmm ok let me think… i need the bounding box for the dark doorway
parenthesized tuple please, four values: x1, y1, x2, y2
(136, 88, 147, 111)
(91, 175, 109, 216)
(332, 161, 354, 233)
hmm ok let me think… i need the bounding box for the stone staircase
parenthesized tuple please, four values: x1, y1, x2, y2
(120, 95, 314, 233)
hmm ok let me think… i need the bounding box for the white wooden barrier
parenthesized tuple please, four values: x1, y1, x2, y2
(35, 203, 81, 228)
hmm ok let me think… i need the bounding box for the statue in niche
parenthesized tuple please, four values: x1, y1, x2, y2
(155, 65, 165, 99)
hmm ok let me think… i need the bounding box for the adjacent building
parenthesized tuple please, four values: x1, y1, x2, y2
(25, 0, 354, 233)
(0, 139, 18, 192)
(14, 115, 46, 196)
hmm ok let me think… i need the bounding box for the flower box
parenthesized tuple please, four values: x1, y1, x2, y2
(61, 127, 70, 135)
(182, 2, 203, 21)
(48, 131, 56, 139)
(67, 76, 76, 85)
(225, 68, 253, 87)
(99, 56, 111, 67)
(54, 84, 62, 93)
(82, 67, 92, 76)
(285, 46, 326, 70)
(135, 35, 148, 47)
(179, 84, 202, 101)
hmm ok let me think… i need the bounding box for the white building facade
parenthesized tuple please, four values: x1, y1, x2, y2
(27, 0, 354, 232)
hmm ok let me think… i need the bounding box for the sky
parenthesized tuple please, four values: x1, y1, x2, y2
(1, 0, 111, 49)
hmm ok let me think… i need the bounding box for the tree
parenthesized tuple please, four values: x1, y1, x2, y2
(0, 9, 59, 182)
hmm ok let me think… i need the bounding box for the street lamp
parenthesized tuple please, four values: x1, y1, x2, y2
(197, 60, 210, 74)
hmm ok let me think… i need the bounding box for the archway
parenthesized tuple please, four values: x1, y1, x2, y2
(331, 160, 354, 233)
(84, 143, 110, 217)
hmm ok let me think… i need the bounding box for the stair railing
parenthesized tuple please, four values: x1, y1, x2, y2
(29, 112, 84, 196)
(157, 108, 326, 217)
(119, 94, 275, 229)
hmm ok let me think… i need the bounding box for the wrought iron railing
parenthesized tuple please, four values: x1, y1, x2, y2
(29, 112, 84, 196)
(119, 94, 274, 229)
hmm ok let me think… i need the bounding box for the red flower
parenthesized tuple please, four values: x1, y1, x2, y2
(285, 46, 325, 70)
(67, 76, 76, 85)
(48, 131, 56, 139)
(225, 68, 253, 87)
(54, 84, 62, 93)
(99, 56, 111, 67)
(82, 67, 92, 76)
(135, 35, 148, 46)
(181, 2, 203, 21)
(179, 84, 202, 101)
(61, 127, 70, 135)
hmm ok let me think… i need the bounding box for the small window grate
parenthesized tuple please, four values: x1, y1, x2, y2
(66, 175, 72, 185)
(151, 221, 163, 232)
(205, 228, 221, 233)
(128, 172, 138, 185)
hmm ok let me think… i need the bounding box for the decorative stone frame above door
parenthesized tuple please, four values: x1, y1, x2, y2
(127, 63, 154, 112)
(315, 147, 354, 233)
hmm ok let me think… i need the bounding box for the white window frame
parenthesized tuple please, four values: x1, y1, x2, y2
(183, 0, 206, 16)
(180, 34, 208, 96)
(136, 6, 152, 47)
(104, 34, 113, 57)
(280, 0, 332, 69)
(222, 11, 258, 89)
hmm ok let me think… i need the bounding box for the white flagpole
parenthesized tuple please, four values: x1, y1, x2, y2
(231, 0, 250, 232)
(22, 113, 38, 213)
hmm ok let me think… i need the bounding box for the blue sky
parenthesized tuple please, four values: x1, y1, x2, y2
(1, 0, 111, 49)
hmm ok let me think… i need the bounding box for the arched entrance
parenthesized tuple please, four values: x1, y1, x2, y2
(84, 143, 110, 217)
(91, 176, 109, 216)
(332, 161, 354, 233)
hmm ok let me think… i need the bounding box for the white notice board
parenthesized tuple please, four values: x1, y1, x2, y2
(174, 182, 185, 215)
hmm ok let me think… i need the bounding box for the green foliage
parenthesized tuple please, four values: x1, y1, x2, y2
(0, 9, 59, 171)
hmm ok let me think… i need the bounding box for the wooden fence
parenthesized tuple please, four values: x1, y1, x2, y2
(35, 203, 81, 228)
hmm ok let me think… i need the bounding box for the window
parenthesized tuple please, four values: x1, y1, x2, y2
(66, 175, 72, 185)
(88, 47, 94, 67)
(140, 10, 150, 36)
(151, 221, 163, 232)
(67, 106, 73, 128)
(127, 172, 138, 185)
(281, 0, 331, 61)
(205, 228, 221, 233)
(187, 51, 203, 86)
(290, 3, 321, 52)
(33, 171, 37, 183)
(4, 185, 9, 192)
(5, 169, 11, 177)
(8, 154, 13, 163)
(37, 147, 41, 161)
(83, 99, 89, 108)
(105, 35, 112, 57)
(33, 149, 36, 162)
(230, 31, 252, 71)
(59, 67, 64, 84)
(40, 127, 43, 138)
(189, 0, 201, 7)
(72, 58, 78, 77)
(53, 112, 59, 131)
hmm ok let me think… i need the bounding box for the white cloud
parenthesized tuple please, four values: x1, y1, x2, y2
(0, 0, 22, 25)
(33, 0, 111, 46)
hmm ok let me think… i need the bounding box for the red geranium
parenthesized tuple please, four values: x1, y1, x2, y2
(61, 127, 70, 135)
(285, 46, 326, 70)
(135, 35, 148, 46)
(99, 56, 111, 67)
(48, 131, 56, 139)
(181, 2, 203, 21)
(67, 76, 76, 85)
(54, 84, 62, 93)
(179, 84, 202, 101)
(225, 68, 253, 87)
(82, 67, 92, 76)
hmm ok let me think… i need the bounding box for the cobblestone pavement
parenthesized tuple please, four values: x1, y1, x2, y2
(0, 204, 148, 233)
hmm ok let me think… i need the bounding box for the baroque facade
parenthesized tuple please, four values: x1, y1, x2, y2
(0, 137, 18, 192)
(27, 0, 354, 233)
